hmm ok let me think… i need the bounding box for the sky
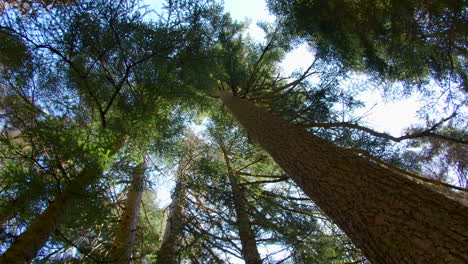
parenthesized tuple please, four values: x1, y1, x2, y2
(143, 0, 425, 220)
(143, 0, 428, 261)
(224, 0, 424, 136)
(144, 0, 424, 136)
(141, 0, 429, 203)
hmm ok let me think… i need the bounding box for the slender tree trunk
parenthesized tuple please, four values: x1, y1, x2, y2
(156, 162, 187, 264)
(222, 149, 262, 264)
(0, 135, 127, 264)
(219, 91, 468, 264)
(110, 162, 146, 263)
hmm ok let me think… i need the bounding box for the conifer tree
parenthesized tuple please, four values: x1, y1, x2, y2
(1, 0, 466, 263)
(267, 0, 468, 91)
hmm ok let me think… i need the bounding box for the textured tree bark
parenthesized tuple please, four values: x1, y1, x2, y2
(156, 162, 187, 264)
(222, 149, 262, 264)
(0, 135, 127, 264)
(0, 165, 100, 264)
(110, 162, 145, 264)
(219, 91, 468, 264)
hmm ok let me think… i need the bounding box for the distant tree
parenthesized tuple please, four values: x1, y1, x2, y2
(157, 152, 192, 264)
(168, 113, 366, 263)
(218, 143, 262, 264)
(110, 161, 146, 263)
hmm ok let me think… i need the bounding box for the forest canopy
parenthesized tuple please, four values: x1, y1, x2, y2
(0, 0, 466, 263)
(267, 0, 468, 92)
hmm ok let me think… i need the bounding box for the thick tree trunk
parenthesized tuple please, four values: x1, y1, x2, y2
(222, 149, 262, 264)
(0, 173, 51, 233)
(219, 91, 468, 264)
(110, 162, 145, 263)
(0, 191, 32, 232)
(0, 165, 100, 264)
(156, 162, 187, 264)
(0, 135, 127, 264)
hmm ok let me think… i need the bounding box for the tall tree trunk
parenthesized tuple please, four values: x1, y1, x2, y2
(219, 91, 468, 264)
(0, 170, 57, 233)
(110, 162, 146, 263)
(0, 190, 33, 232)
(222, 148, 262, 264)
(156, 161, 187, 264)
(0, 135, 128, 264)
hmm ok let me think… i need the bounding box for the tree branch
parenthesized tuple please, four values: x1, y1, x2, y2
(55, 229, 101, 263)
(302, 113, 466, 145)
(240, 176, 288, 186)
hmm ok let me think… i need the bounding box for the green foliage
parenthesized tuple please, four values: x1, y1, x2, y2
(0, 0, 465, 263)
(157, 114, 366, 263)
(135, 191, 165, 262)
(0, 29, 30, 69)
(267, 0, 468, 91)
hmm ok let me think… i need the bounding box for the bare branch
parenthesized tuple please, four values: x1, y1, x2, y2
(302, 113, 466, 145)
(56, 229, 101, 263)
